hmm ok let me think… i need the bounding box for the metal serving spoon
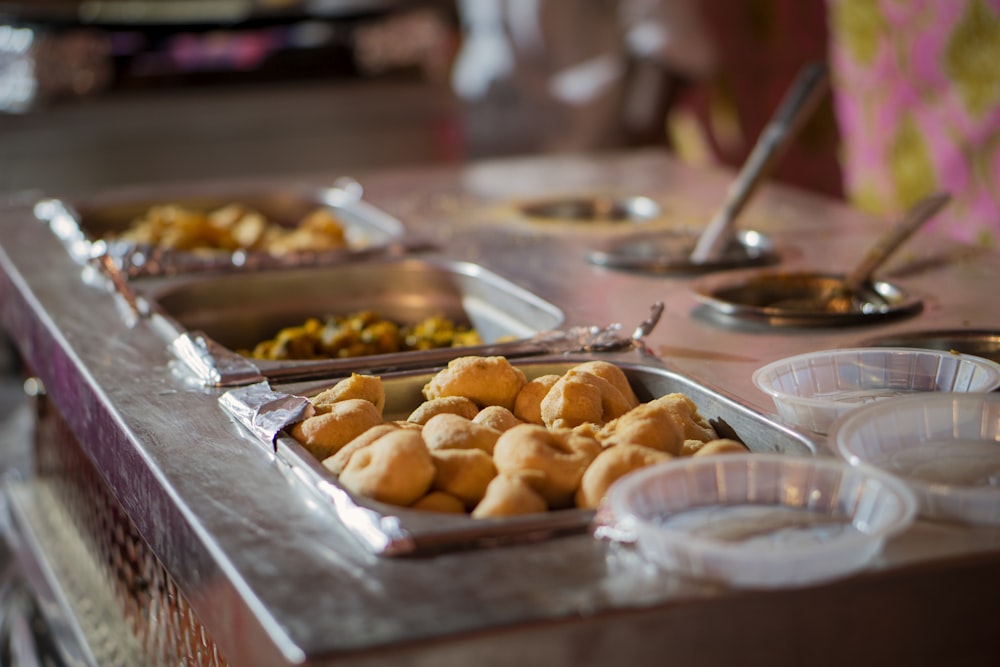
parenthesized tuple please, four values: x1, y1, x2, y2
(775, 192, 952, 313)
(690, 61, 830, 264)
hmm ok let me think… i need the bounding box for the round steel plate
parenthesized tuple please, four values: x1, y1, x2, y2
(586, 229, 779, 274)
(691, 270, 924, 327)
(859, 330, 1000, 364)
(519, 195, 662, 224)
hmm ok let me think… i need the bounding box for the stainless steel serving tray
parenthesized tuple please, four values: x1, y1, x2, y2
(145, 257, 566, 385)
(242, 356, 818, 557)
(32, 178, 406, 277)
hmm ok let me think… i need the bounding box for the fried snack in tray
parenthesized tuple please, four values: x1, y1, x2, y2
(243, 311, 483, 362)
(407, 396, 479, 425)
(116, 203, 348, 255)
(338, 430, 435, 506)
(289, 356, 748, 518)
(597, 392, 717, 456)
(472, 406, 521, 432)
(421, 413, 502, 454)
(423, 355, 527, 411)
(289, 399, 383, 460)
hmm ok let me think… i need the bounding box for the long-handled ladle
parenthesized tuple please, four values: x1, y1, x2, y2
(690, 61, 830, 264)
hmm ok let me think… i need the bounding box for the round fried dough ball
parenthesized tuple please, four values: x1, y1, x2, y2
(411, 491, 466, 514)
(513, 374, 560, 425)
(598, 392, 717, 455)
(407, 396, 479, 425)
(422, 413, 502, 454)
(574, 444, 673, 509)
(471, 473, 548, 518)
(540, 369, 633, 430)
(290, 399, 384, 460)
(311, 373, 385, 414)
(473, 405, 522, 432)
(571, 361, 640, 409)
(691, 438, 748, 457)
(422, 356, 527, 411)
(431, 448, 497, 509)
(492, 424, 602, 508)
(390, 420, 424, 431)
(322, 423, 400, 475)
(338, 429, 434, 506)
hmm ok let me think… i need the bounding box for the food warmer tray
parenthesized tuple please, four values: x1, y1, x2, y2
(221, 355, 817, 556)
(32, 177, 407, 278)
(139, 256, 569, 386)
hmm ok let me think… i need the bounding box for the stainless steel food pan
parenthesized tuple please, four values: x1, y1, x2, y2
(33, 178, 404, 277)
(147, 257, 566, 383)
(257, 356, 817, 557)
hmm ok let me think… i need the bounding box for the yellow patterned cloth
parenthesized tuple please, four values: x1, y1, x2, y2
(828, 0, 1000, 245)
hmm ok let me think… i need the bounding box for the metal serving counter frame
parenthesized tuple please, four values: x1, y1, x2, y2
(2, 149, 1000, 666)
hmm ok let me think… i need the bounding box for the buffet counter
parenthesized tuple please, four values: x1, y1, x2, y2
(1, 149, 1000, 665)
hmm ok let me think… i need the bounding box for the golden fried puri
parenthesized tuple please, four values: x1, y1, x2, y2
(411, 491, 467, 514)
(421, 413, 502, 454)
(574, 444, 673, 509)
(471, 473, 549, 518)
(423, 356, 527, 411)
(571, 361, 640, 409)
(338, 429, 435, 506)
(540, 369, 634, 430)
(513, 374, 561, 425)
(492, 424, 602, 508)
(690, 438, 749, 457)
(472, 405, 522, 432)
(290, 399, 384, 460)
(598, 392, 717, 455)
(430, 448, 498, 509)
(322, 423, 400, 475)
(310, 373, 385, 414)
(407, 395, 480, 425)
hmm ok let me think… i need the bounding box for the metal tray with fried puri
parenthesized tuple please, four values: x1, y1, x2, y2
(147, 256, 567, 386)
(32, 178, 405, 277)
(255, 357, 817, 557)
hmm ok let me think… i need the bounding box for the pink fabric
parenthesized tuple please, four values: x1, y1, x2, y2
(827, 0, 1000, 245)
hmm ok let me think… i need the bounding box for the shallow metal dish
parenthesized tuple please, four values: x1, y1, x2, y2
(260, 356, 817, 556)
(519, 195, 662, 225)
(691, 270, 924, 327)
(859, 329, 1000, 364)
(587, 229, 779, 274)
(33, 179, 404, 277)
(146, 257, 565, 383)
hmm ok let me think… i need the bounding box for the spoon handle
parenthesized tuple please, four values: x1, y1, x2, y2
(690, 61, 829, 263)
(842, 192, 952, 293)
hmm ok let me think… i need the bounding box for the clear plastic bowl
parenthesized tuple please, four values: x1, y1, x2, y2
(752, 347, 1000, 434)
(831, 393, 1000, 525)
(603, 453, 917, 589)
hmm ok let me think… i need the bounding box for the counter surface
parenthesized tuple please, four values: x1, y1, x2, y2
(2, 149, 1000, 665)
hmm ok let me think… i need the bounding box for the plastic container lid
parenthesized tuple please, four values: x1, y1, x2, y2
(752, 347, 1000, 434)
(831, 392, 1000, 525)
(602, 453, 917, 589)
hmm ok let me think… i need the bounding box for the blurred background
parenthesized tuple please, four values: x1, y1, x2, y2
(0, 0, 843, 199)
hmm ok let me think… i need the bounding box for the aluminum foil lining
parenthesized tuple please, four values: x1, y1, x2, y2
(218, 381, 314, 446)
(171, 332, 264, 387)
(218, 382, 414, 553)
